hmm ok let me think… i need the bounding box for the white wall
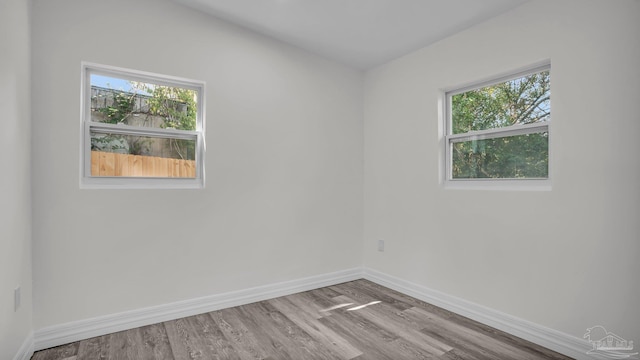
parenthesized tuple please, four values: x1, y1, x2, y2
(31, 0, 363, 329)
(363, 0, 639, 344)
(0, 0, 33, 358)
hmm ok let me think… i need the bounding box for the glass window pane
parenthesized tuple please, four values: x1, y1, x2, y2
(451, 132, 548, 179)
(90, 74, 197, 131)
(451, 71, 550, 134)
(90, 131, 196, 178)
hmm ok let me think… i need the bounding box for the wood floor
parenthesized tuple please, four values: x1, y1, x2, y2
(32, 280, 573, 360)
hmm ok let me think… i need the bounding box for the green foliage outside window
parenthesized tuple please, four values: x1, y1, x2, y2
(91, 81, 198, 160)
(450, 70, 550, 179)
(95, 91, 135, 124)
(134, 83, 197, 160)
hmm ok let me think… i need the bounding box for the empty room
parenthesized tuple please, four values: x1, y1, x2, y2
(1, 0, 639, 359)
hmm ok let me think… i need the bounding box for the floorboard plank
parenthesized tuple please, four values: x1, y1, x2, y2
(105, 328, 147, 360)
(405, 306, 544, 360)
(268, 296, 364, 359)
(331, 294, 450, 357)
(76, 334, 109, 360)
(165, 315, 224, 360)
(139, 322, 174, 360)
(32, 342, 79, 360)
(337, 280, 414, 312)
(209, 306, 280, 360)
(284, 291, 336, 320)
(238, 301, 340, 360)
(191, 312, 242, 360)
(319, 308, 437, 359)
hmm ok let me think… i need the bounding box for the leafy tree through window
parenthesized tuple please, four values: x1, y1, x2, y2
(446, 65, 550, 183)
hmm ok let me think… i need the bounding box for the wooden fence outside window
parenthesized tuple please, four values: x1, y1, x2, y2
(91, 151, 196, 178)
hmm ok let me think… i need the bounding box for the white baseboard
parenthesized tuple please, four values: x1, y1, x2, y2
(34, 267, 363, 351)
(12, 331, 34, 360)
(33, 266, 602, 360)
(362, 268, 600, 360)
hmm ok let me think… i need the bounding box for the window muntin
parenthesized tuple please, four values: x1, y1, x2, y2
(445, 65, 550, 184)
(81, 63, 205, 188)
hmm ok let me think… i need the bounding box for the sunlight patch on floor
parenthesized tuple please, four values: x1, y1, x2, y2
(347, 301, 381, 311)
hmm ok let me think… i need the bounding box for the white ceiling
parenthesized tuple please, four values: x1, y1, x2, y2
(172, 0, 529, 69)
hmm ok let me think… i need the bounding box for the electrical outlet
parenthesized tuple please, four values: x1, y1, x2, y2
(378, 239, 385, 252)
(14, 286, 21, 312)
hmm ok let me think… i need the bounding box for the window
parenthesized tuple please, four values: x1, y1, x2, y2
(81, 62, 205, 189)
(444, 64, 550, 189)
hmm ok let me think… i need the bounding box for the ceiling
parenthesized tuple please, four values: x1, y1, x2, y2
(172, 0, 529, 70)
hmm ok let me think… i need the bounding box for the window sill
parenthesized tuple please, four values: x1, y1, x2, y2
(80, 177, 204, 190)
(444, 179, 551, 191)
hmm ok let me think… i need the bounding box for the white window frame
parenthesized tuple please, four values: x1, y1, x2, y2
(443, 63, 551, 191)
(80, 62, 206, 189)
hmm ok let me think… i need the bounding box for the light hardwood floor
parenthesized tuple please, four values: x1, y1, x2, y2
(31, 280, 573, 359)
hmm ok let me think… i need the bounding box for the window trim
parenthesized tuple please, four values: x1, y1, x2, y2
(443, 63, 551, 191)
(80, 62, 206, 189)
